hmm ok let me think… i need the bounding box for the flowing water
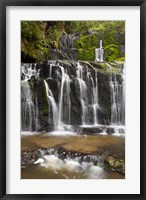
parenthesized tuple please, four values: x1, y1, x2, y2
(21, 134, 125, 179)
(76, 62, 89, 125)
(21, 64, 40, 131)
(44, 80, 58, 129)
(95, 40, 104, 62)
(108, 63, 125, 125)
(21, 61, 125, 134)
(21, 48, 125, 179)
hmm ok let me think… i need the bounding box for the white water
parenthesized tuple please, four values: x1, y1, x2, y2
(76, 62, 88, 125)
(58, 66, 71, 126)
(44, 80, 58, 129)
(108, 63, 125, 126)
(21, 61, 125, 135)
(44, 64, 73, 134)
(35, 154, 105, 179)
(121, 63, 125, 125)
(21, 64, 40, 131)
(91, 71, 99, 124)
(95, 40, 104, 62)
(21, 63, 40, 81)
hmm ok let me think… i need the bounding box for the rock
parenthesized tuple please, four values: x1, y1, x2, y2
(104, 155, 125, 175)
(21, 150, 41, 166)
(22, 60, 124, 131)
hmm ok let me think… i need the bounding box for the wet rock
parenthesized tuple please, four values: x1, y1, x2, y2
(80, 127, 102, 135)
(22, 60, 124, 131)
(104, 155, 125, 175)
(21, 150, 41, 166)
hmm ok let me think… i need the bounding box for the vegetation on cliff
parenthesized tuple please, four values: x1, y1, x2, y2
(21, 21, 125, 62)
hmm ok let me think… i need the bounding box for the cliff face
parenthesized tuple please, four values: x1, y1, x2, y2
(21, 60, 125, 132)
(21, 21, 125, 63)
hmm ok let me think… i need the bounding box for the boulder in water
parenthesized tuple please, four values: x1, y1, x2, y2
(104, 155, 125, 175)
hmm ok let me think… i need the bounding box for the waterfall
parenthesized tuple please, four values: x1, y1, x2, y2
(58, 65, 71, 126)
(21, 64, 39, 131)
(35, 97, 39, 132)
(91, 71, 99, 125)
(110, 75, 118, 124)
(44, 80, 58, 129)
(76, 62, 88, 125)
(121, 63, 125, 125)
(21, 81, 34, 131)
(108, 63, 125, 125)
(21, 63, 40, 81)
(95, 40, 104, 62)
(21, 60, 125, 134)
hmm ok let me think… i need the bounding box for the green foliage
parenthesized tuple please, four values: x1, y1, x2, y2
(21, 20, 125, 62)
(84, 48, 94, 61)
(77, 48, 94, 61)
(21, 21, 47, 62)
(74, 35, 98, 49)
(77, 49, 84, 60)
(104, 44, 120, 61)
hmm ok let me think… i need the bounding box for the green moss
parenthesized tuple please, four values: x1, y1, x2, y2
(41, 82, 49, 114)
(98, 62, 108, 68)
(116, 57, 125, 61)
(74, 39, 84, 49)
(83, 48, 94, 61)
(77, 48, 95, 61)
(21, 21, 125, 62)
(75, 33, 124, 62)
(77, 49, 84, 60)
(74, 34, 98, 50)
(104, 44, 120, 61)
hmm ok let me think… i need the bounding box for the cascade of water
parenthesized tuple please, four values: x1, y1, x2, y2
(91, 71, 99, 125)
(58, 65, 71, 127)
(21, 60, 125, 133)
(108, 63, 125, 125)
(121, 63, 125, 125)
(21, 64, 40, 131)
(58, 66, 65, 126)
(95, 40, 104, 62)
(21, 63, 40, 81)
(110, 75, 118, 124)
(65, 69, 71, 124)
(21, 81, 34, 131)
(44, 80, 58, 129)
(76, 62, 88, 125)
(35, 97, 39, 132)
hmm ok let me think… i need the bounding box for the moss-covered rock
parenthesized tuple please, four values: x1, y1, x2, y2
(21, 21, 125, 62)
(104, 155, 125, 174)
(74, 30, 124, 61)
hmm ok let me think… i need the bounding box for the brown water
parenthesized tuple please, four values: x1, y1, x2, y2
(21, 133, 125, 179)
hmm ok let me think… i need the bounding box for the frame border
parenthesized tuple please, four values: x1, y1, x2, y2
(0, 0, 145, 199)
